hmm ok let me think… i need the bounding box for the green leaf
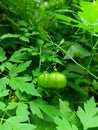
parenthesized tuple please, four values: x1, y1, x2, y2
(19, 35, 29, 42)
(72, 125, 79, 130)
(32, 99, 62, 118)
(2, 116, 36, 130)
(92, 79, 98, 90)
(9, 76, 31, 90)
(0, 63, 5, 72)
(0, 47, 6, 62)
(77, 2, 98, 32)
(0, 77, 9, 89)
(16, 103, 29, 117)
(55, 13, 78, 24)
(3, 61, 13, 70)
(32, 68, 41, 77)
(17, 123, 36, 130)
(24, 83, 41, 97)
(78, 2, 98, 25)
(0, 89, 9, 97)
(77, 97, 98, 130)
(48, 56, 62, 65)
(59, 99, 80, 127)
(9, 61, 32, 77)
(0, 124, 3, 130)
(9, 77, 41, 97)
(6, 116, 29, 123)
(1, 122, 12, 130)
(0, 33, 19, 41)
(0, 62, 13, 72)
(0, 102, 6, 111)
(6, 102, 18, 110)
(30, 102, 43, 119)
(54, 116, 78, 130)
(9, 50, 30, 63)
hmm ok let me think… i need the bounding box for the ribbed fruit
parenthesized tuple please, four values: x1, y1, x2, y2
(38, 72, 67, 89)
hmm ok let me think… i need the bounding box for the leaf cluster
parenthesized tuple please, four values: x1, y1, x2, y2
(0, 0, 98, 130)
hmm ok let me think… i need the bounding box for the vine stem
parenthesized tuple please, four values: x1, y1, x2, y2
(54, 43, 98, 80)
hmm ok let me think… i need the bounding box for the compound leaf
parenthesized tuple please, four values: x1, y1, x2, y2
(2, 116, 36, 130)
(77, 97, 98, 130)
(9, 77, 41, 97)
(9, 61, 32, 77)
(0, 102, 6, 111)
(54, 116, 78, 130)
(30, 101, 43, 119)
(32, 99, 62, 118)
(0, 47, 6, 62)
(16, 103, 29, 118)
(9, 50, 30, 63)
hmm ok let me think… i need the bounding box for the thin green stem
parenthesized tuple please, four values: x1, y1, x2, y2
(86, 49, 94, 71)
(0, 112, 5, 124)
(93, 39, 98, 49)
(0, 110, 11, 124)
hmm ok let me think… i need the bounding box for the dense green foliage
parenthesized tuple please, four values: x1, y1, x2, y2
(0, 0, 98, 129)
